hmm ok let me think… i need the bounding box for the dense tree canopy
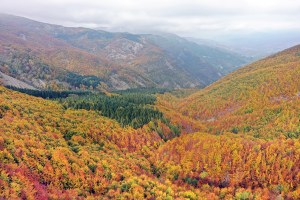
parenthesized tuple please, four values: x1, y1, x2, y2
(2, 45, 300, 199)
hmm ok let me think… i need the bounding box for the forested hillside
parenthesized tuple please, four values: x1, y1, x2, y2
(0, 86, 170, 199)
(151, 45, 300, 199)
(2, 0, 300, 198)
(0, 14, 250, 90)
(1, 66, 300, 199)
(153, 133, 300, 199)
(1, 45, 300, 199)
(157, 45, 300, 138)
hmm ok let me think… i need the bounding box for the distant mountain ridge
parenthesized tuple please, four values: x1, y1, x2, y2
(0, 14, 251, 90)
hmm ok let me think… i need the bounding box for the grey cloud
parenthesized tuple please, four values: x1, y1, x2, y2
(0, 0, 300, 38)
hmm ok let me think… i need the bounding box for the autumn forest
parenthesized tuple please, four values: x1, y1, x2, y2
(1, 12, 300, 200)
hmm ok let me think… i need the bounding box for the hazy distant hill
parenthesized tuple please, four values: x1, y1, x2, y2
(216, 31, 300, 58)
(0, 14, 250, 90)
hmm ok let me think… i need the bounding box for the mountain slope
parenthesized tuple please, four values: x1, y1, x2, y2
(152, 132, 300, 199)
(1, 45, 300, 199)
(148, 44, 300, 199)
(157, 45, 300, 138)
(0, 71, 36, 89)
(0, 14, 250, 90)
(0, 86, 170, 199)
(1, 63, 300, 199)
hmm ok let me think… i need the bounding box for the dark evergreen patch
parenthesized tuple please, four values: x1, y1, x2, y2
(58, 93, 164, 129)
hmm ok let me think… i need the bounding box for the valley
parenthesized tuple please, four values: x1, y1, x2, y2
(1, 45, 300, 199)
(1, 13, 300, 200)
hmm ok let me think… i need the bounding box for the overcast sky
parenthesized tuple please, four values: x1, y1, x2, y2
(1, 0, 300, 39)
